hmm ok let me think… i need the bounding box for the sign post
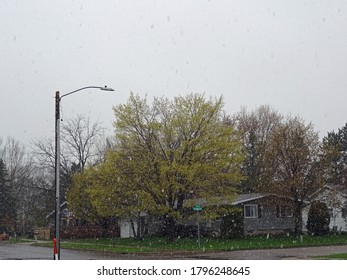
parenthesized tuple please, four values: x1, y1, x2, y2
(192, 205, 203, 248)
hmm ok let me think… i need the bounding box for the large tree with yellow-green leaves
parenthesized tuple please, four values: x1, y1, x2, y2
(69, 93, 244, 238)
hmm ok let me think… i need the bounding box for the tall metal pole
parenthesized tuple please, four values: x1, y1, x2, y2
(54, 91, 61, 260)
(53, 86, 114, 260)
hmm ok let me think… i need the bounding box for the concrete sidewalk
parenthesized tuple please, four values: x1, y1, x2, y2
(2, 241, 347, 260)
(188, 245, 347, 260)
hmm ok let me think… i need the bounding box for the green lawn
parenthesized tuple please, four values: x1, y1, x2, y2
(313, 252, 347, 259)
(32, 234, 347, 254)
(319, 253, 347, 259)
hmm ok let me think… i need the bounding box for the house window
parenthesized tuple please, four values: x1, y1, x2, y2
(342, 203, 347, 219)
(244, 204, 258, 218)
(277, 205, 293, 217)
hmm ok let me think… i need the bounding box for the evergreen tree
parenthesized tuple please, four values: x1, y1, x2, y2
(322, 123, 347, 186)
(0, 159, 16, 234)
(307, 201, 330, 235)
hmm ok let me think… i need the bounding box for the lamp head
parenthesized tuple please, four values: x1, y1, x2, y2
(100, 86, 115, 91)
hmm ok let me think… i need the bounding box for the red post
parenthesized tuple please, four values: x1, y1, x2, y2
(53, 238, 58, 260)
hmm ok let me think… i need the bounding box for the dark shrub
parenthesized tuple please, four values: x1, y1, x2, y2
(306, 201, 330, 235)
(220, 208, 244, 238)
(176, 224, 197, 238)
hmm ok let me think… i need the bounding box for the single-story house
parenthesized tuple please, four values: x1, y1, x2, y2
(230, 193, 296, 235)
(195, 193, 296, 236)
(119, 193, 297, 238)
(302, 185, 347, 233)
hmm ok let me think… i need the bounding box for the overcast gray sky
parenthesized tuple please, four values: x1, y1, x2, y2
(1, 0, 346, 148)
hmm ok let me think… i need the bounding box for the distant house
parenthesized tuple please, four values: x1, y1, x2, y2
(119, 193, 298, 238)
(107, 186, 347, 238)
(181, 193, 298, 236)
(302, 185, 347, 233)
(229, 193, 296, 235)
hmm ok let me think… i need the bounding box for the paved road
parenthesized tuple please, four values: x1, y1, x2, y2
(1, 241, 347, 260)
(0, 242, 117, 260)
(0, 242, 191, 260)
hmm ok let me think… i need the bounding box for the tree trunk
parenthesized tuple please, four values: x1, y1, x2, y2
(162, 215, 176, 241)
(100, 218, 109, 238)
(136, 212, 145, 240)
(130, 213, 146, 240)
(294, 203, 303, 235)
(129, 218, 137, 238)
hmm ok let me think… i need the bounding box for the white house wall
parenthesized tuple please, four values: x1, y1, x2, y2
(302, 189, 347, 232)
(120, 219, 137, 238)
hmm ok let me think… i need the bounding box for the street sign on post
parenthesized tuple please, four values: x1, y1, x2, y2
(192, 205, 203, 247)
(192, 204, 203, 211)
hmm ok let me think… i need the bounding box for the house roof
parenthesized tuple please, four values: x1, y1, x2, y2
(330, 185, 347, 196)
(230, 193, 296, 205)
(231, 193, 267, 205)
(203, 193, 292, 206)
(309, 185, 347, 200)
(185, 193, 296, 208)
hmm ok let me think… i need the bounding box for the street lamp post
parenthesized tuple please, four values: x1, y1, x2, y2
(54, 86, 114, 260)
